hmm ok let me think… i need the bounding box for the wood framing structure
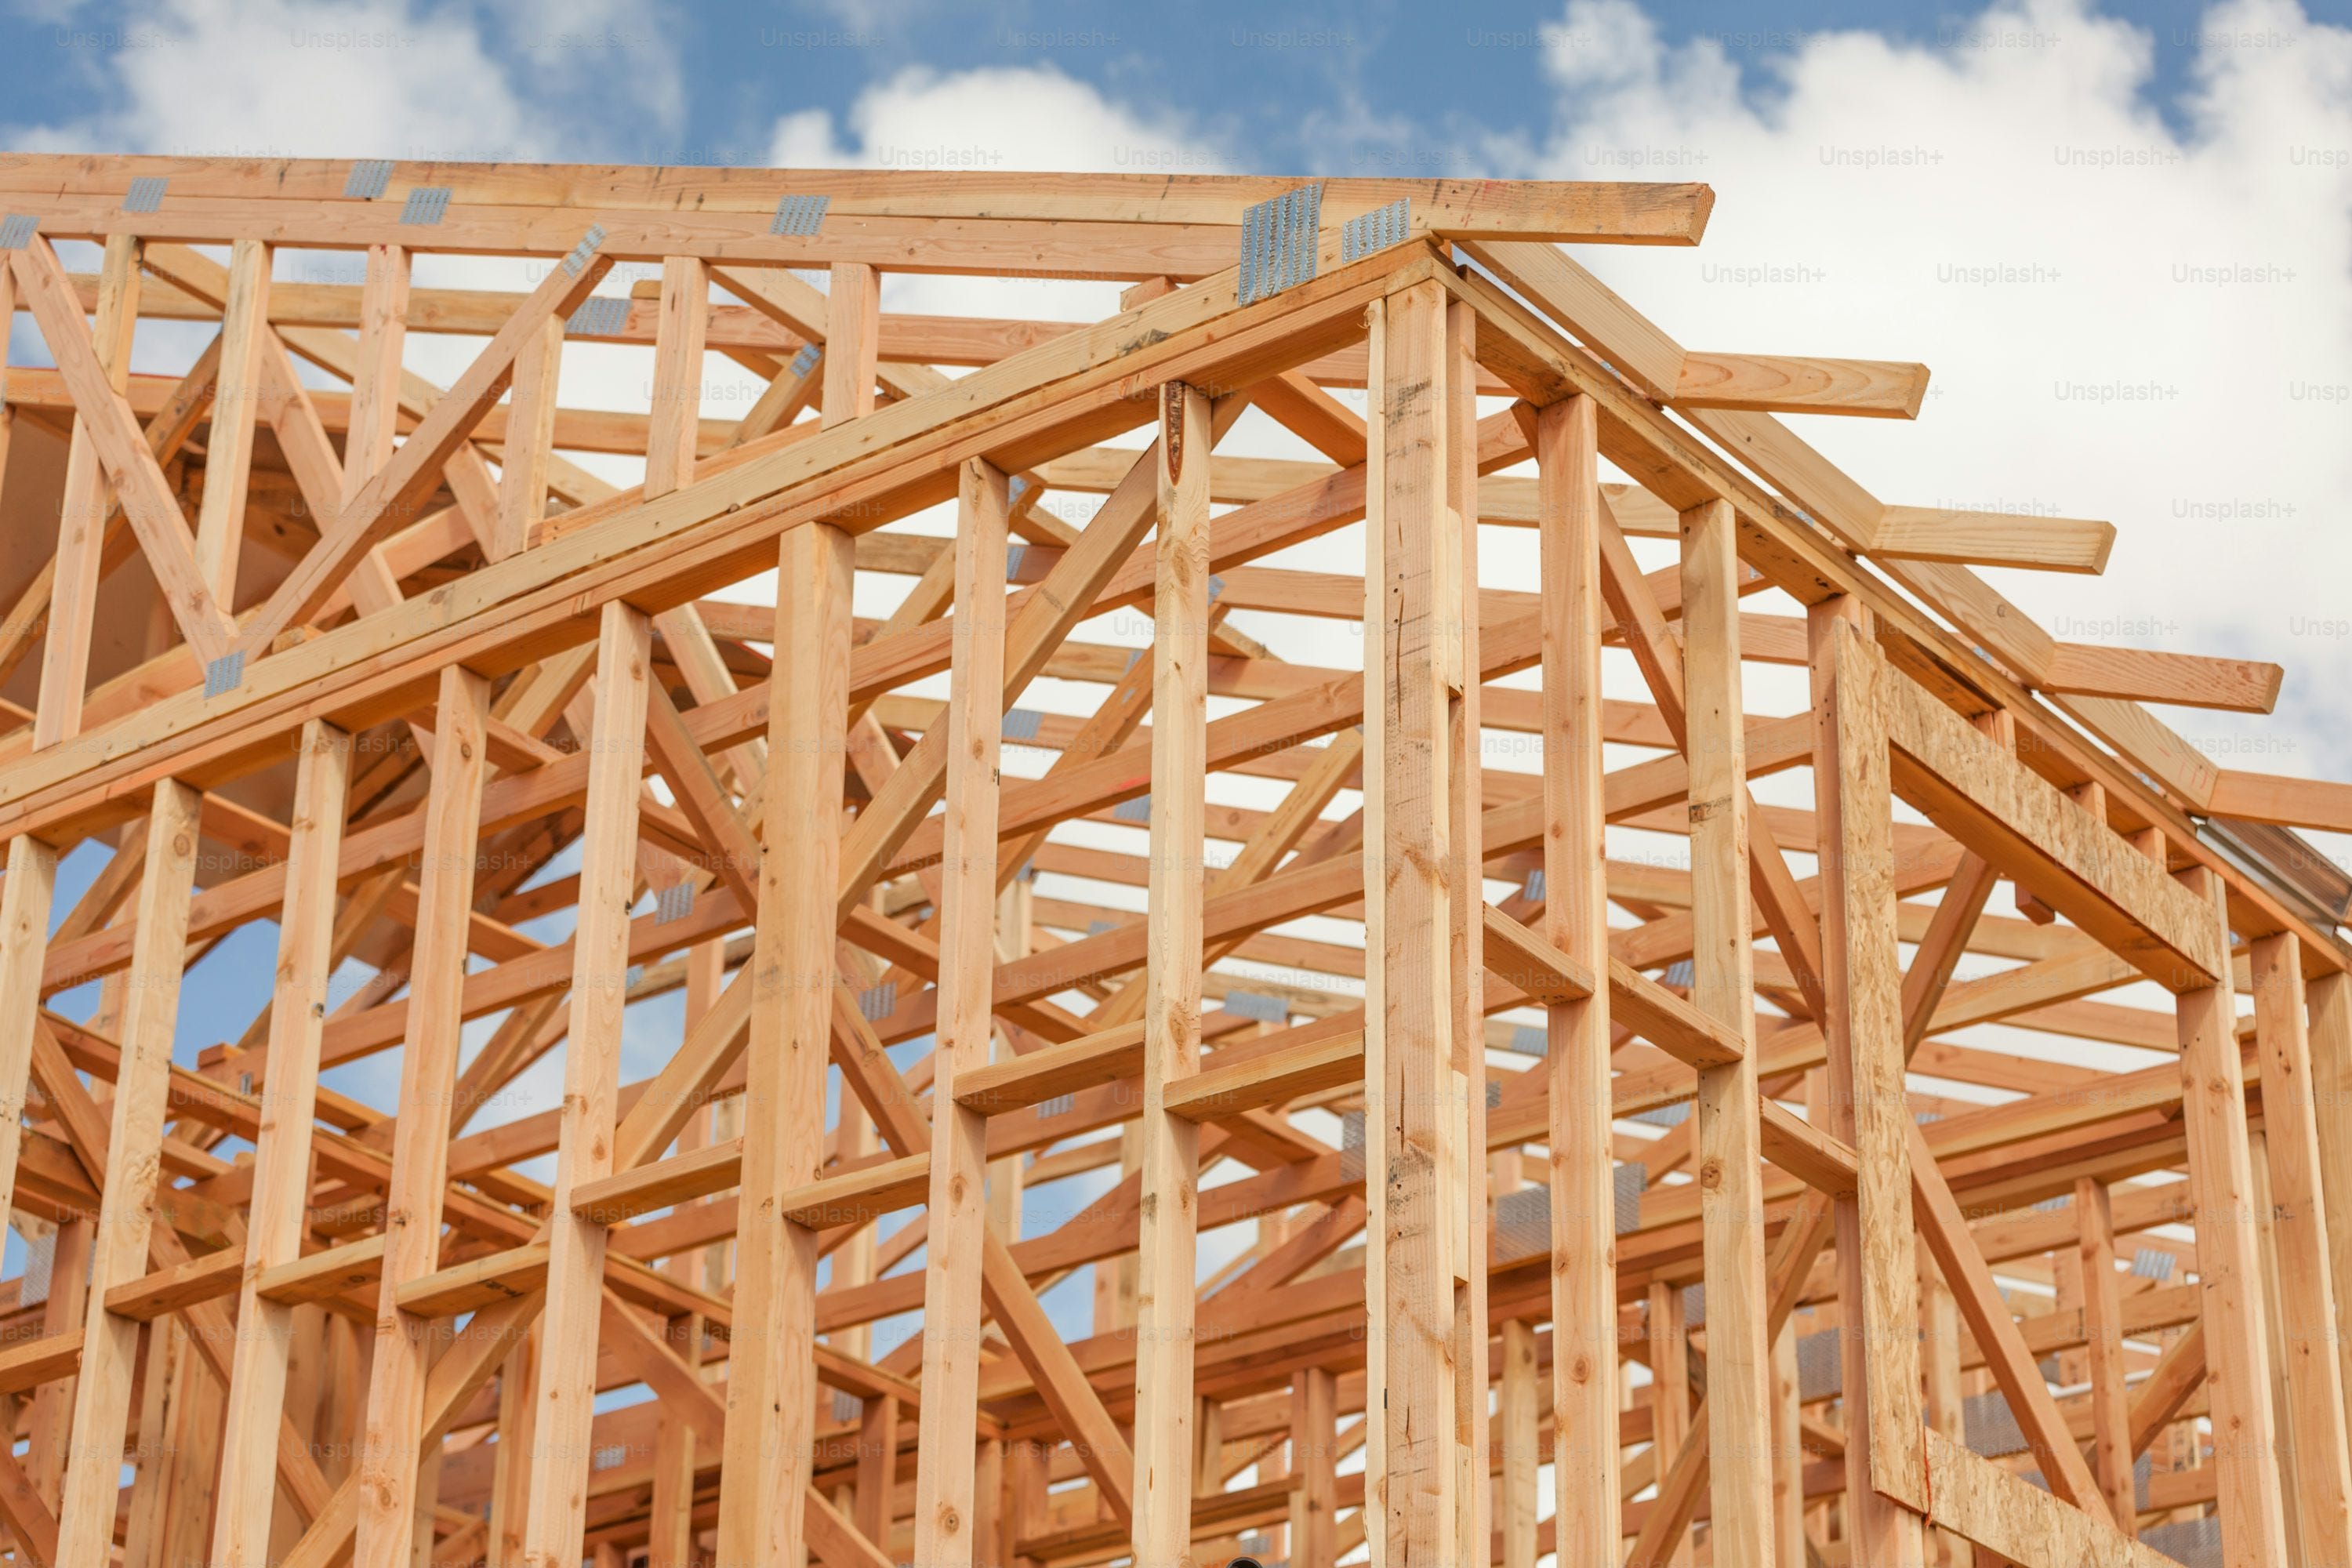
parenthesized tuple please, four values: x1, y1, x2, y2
(0, 154, 2345, 1568)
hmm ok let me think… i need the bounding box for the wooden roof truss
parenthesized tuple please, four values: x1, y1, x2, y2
(0, 154, 2343, 1568)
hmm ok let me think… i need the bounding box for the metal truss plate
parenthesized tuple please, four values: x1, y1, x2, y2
(343, 159, 394, 199)
(1341, 198, 1410, 263)
(565, 295, 630, 338)
(771, 194, 829, 237)
(399, 186, 451, 226)
(1238, 184, 1323, 306)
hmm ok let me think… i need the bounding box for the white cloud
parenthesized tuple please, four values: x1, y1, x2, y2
(766, 64, 1227, 322)
(771, 61, 1221, 176)
(12, 0, 540, 161)
(0, 0, 712, 483)
(4, 0, 686, 163)
(489, 0, 684, 143)
(769, 24, 2352, 797)
(1517, 0, 2352, 777)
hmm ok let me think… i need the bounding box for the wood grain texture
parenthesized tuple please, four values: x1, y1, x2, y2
(2175, 866, 2292, 1568)
(49, 780, 201, 1568)
(713, 521, 853, 1568)
(2310, 970, 2352, 1461)
(350, 666, 490, 1568)
(1812, 608, 1929, 1559)
(1131, 381, 1210, 1568)
(1534, 390, 1624, 1568)
(2250, 933, 2352, 1566)
(191, 237, 270, 601)
(2075, 1178, 2137, 1536)
(520, 601, 651, 1568)
(1674, 350, 1928, 419)
(210, 722, 350, 1568)
(909, 459, 1010, 1568)
(1681, 495, 1773, 1568)
(1363, 279, 1471, 1568)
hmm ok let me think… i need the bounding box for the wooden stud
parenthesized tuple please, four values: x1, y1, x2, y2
(211, 721, 352, 1568)
(0, 833, 59, 1247)
(2176, 866, 2293, 1568)
(2252, 1129, 2309, 1563)
(191, 237, 271, 602)
(123, 1316, 184, 1568)
(1647, 1282, 1694, 1568)
(490, 1321, 540, 1568)
(2310, 971, 2352, 1457)
(518, 601, 652, 1568)
(649, 945, 720, 1568)
(49, 779, 201, 1568)
(644, 257, 708, 500)
(1288, 1367, 1337, 1568)
(1679, 495, 1775, 1568)
(823, 262, 880, 426)
(855, 1393, 899, 1552)
(1131, 381, 1210, 1568)
(715, 519, 855, 1568)
(975, 1436, 1008, 1568)
(351, 666, 492, 1568)
(1498, 1319, 1539, 1568)
(2251, 932, 2352, 1566)
(1919, 1254, 1969, 1568)
(1809, 606, 1929, 1562)
(344, 245, 410, 495)
(910, 459, 1011, 1568)
(1770, 1317, 1805, 1568)
(1443, 291, 1491, 1568)
(1364, 277, 1471, 1568)
(27, 1219, 90, 1508)
(495, 313, 564, 559)
(2076, 1178, 2136, 1536)
(1534, 391, 1621, 1566)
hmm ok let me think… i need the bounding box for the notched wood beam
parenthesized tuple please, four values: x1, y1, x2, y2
(1162, 1028, 1367, 1122)
(255, 1234, 387, 1306)
(1674, 351, 1929, 419)
(953, 1021, 1145, 1115)
(397, 1242, 553, 1318)
(1607, 957, 1745, 1069)
(573, 1138, 746, 1226)
(102, 1240, 245, 1320)
(1872, 506, 2115, 575)
(1755, 1097, 1857, 1196)
(781, 1153, 931, 1230)
(2044, 642, 2283, 715)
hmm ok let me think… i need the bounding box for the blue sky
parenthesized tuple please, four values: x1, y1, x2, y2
(5, 0, 2348, 167)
